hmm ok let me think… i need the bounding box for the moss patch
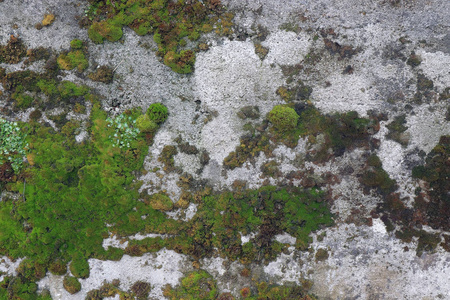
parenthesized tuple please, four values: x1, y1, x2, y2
(84, 0, 231, 73)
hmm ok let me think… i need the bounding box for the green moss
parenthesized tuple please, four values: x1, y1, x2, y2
(70, 39, 84, 50)
(88, 20, 123, 43)
(58, 81, 89, 99)
(12, 91, 34, 109)
(69, 255, 90, 279)
(164, 270, 217, 300)
(147, 103, 168, 124)
(136, 114, 158, 133)
(84, 0, 228, 73)
(165, 186, 333, 261)
(407, 52, 421, 67)
(163, 50, 196, 74)
(268, 105, 299, 132)
(57, 50, 89, 72)
(63, 276, 81, 294)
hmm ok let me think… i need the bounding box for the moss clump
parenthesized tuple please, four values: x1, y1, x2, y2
(149, 193, 174, 211)
(237, 106, 260, 120)
(11, 89, 34, 110)
(88, 65, 114, 83)
(88, 20, 123, 43)
(57, 50, 88, 72)
(163, 50, 196, 74)
(0, 35, 27, 64)
(136, 114, 158, 133)
(84, 0, 230, 73)
(48, 259, 67, 275)
(386, 114, 409, 147)
(412, 136, 450, 232)
(158, 145, 178, 172)
(361, 155, 397, 195)
(165, 186, 333, 261)
(41, 14, 55, 26)
(63, 276, 81, 294)
(268, 105, 299, 132)
(130, 281, 151, 300)
(407, 52, 421, 67)
(315, 248, 329, 262)
(147, 103, 169, 124)
(70, 39, 84, 50)
(163, 270, 218, 300)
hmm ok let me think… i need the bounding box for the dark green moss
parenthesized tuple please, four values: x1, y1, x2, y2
(147, 103, 168, 124)
(386, 114, 409, 147)
(361, 161, 397, 195)
(165, 186, 333, 261)
(406, 52, 421, 67)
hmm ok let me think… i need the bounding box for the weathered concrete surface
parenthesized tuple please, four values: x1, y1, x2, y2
(1, 0, 449, 298)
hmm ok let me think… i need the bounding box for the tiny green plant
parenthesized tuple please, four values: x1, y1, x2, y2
(106, 114, 140, 149)
(0, 118, 28, 173)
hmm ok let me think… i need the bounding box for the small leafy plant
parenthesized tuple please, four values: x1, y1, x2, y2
(0, 118, 28, 173)
(106, 114, 140, 149)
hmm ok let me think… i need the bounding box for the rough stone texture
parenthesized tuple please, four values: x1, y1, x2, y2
(1, 0, 449, 299)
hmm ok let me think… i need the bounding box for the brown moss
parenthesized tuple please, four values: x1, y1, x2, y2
(42, 14, 55, 26)
(254, 43, 269, 60)
(88, 66, 114, 83)
(158, 145, 178, 172)
(315, 248, 329, 262)
(48, 259, 67, 275)
(63, 276, 81, 294)
(130, 281, 151, 299)
(0, 35, 27, 64)
(324, 38, 359, 59)
(149, 193, 174, 211)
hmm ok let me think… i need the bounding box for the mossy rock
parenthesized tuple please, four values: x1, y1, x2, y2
(268, 105, 299, 132)
(149, 193, 174, 211)
(63, 276, 81, 294)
